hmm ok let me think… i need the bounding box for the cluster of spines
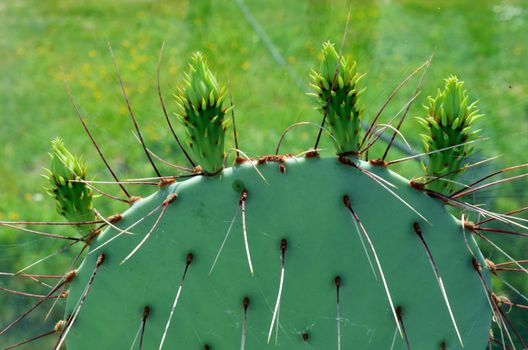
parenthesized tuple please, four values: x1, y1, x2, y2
(416, 75, 483, 193)
(174, 52, 231, 175)
(309, 41, 365, 155)
(43, 138, 95, 235)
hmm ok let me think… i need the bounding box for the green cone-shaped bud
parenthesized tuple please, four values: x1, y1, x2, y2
(417, 76, 483, 193)
(44, 138, 95, 235)
(310, 41, 365, 155)
(175, 52, 230, 175)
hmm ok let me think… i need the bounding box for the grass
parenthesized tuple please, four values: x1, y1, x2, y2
(0, 0, 527, 347)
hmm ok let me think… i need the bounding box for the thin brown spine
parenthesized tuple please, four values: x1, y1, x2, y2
(159, 252, 194, 349)
(107, 41, 162, 178)
(157, 42, 196, 168)
(61, 69, 131, 199)
(55, 254, 105, 349)
(335, 275, 342, 350)
(450, 163, 528, 197)
(379, 56, 430, 162)
(241, 296, 250, 350)
(0, 270, 74, 336)
(4, 328, 59, 350)
(139, 306, 150, 350)
(359, 57, 432, 149)
(396, 306, 411, 350)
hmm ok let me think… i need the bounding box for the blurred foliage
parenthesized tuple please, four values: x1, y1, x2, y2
(0, 0, 527, 347)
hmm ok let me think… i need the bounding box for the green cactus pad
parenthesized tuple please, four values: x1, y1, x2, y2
(65, 157, 491, 349)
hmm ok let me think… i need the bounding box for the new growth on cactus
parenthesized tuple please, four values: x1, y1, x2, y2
(1, 39, 527, 350)
(175, 52, 230, 175)
(417, 76, 483, 193)
(44, 138, 96, 236)
(310, 41, 365, 155)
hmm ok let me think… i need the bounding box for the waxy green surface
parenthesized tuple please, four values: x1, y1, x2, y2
(66, 157, 491, 349)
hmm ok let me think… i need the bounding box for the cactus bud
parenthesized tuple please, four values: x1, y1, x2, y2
(418, 76, 483, 193)
(310, 41, 365, 155)
(175, 52, 230, 175)
(44, 138, 95, 234)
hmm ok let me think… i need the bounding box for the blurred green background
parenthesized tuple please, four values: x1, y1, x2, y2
(1, 0, 527, 348)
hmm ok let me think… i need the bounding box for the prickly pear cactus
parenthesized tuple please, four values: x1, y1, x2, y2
(2, 41, 527, 350)
(61, 46, 491, 350)
(65, 157, 491, 349)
